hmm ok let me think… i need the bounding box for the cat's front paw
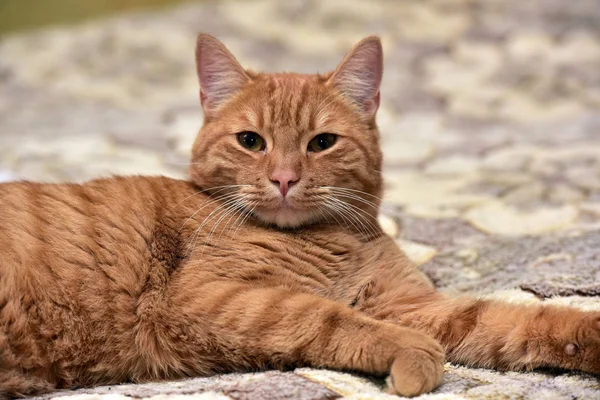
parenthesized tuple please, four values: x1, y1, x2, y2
(385, 334, 445, 397)
(561, 312, 600, 375)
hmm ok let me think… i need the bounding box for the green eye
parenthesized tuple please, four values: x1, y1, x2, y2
(308, 133, 337, 153)
(237, 131, 266, 152)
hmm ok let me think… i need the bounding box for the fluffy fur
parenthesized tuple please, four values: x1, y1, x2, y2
(1, 34, 599, 399)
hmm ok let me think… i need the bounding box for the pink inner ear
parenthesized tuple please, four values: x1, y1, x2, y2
(195, 34, 250, 114)
(329, 36, 383, 117)
(368, 90, 380, 115)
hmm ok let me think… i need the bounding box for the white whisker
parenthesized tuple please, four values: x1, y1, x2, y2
(201, 195, 251, 255)
(319, 194, 380, 239)
(320, 196, 364, 237)
(332, 197, 380, 237)
(180, 190, 243, 233)
(185, 195, 246, 257)
(327, 190, 380, 211)
(321, 186, 383, 202)
(232, 201, 259, 238)
(330, 198, 378, 238)
(228, 200, 256, 237)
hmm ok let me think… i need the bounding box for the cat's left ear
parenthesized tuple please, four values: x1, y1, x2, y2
(327, 36, 383, 119)
(195, 33, 251, 116)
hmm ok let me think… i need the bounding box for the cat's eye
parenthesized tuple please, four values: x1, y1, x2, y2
(237, 131, 266, 152)
(308, 133, 337, 153)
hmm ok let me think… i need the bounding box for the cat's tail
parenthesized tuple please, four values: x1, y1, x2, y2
(0, 344, 55, 399)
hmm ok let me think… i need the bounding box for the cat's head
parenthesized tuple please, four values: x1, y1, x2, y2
(190, 34, 383, 230)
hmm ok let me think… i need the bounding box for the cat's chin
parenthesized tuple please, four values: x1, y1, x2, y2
(253, 207, 319, 229)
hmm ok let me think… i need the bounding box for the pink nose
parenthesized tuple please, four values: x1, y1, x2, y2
(270, 169, 299, 197)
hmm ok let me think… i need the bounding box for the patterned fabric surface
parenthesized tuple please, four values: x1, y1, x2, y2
(1, 0, 599, 398)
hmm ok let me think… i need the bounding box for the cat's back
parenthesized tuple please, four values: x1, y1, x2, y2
(0, 176, 214, 304)
(0, 176, 194, 279)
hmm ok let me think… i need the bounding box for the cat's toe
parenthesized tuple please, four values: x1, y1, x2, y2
(564, 343, 578, 356)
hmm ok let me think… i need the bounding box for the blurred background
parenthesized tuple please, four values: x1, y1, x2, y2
(0, 0, 191, 36)
(0, 0, 599, 263)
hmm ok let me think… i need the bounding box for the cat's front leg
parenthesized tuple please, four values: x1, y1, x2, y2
(155, 281, 444, 397)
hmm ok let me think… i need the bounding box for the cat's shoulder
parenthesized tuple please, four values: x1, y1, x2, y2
(0, 175, 201, 217)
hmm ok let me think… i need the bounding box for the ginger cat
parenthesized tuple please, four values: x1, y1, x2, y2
(1, 34, 599, 399)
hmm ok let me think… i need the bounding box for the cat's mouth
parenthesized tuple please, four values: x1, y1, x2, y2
(252, 200, 318, 228)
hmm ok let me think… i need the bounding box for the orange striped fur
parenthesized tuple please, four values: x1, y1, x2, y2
(1, 35, 599, 398)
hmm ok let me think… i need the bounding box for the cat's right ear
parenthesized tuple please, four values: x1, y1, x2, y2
(195, 34, 250, 116)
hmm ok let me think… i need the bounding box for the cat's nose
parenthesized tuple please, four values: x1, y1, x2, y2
(270, 170, 299, 197)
